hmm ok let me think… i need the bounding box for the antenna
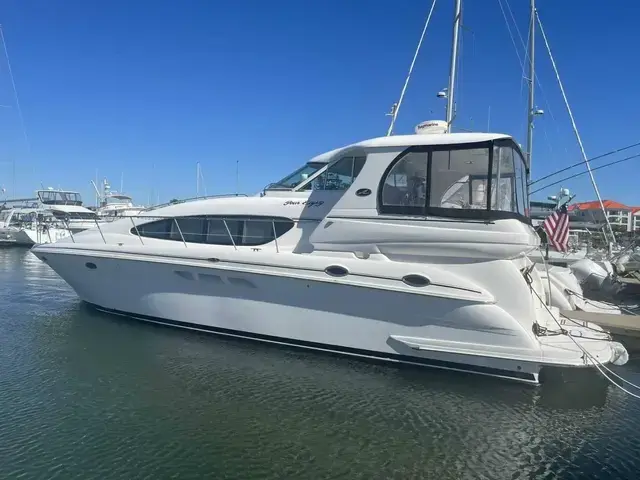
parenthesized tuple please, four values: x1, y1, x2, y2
(235, 159, 239, 194)
(150, 162, 155, 207)
(196, 162, 207, 197)
(196, 162, 200, 197)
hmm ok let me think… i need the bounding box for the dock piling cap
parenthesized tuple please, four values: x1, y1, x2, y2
(415, 120, 448, 135)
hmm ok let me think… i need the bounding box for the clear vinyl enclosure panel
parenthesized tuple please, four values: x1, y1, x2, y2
(379, 139, 528, 221)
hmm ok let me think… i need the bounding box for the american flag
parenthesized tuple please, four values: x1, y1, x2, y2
(542, 205, 570, 252)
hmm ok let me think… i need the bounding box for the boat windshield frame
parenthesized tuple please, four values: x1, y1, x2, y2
(37, 190, 83, 206)
(105, 194, 133, 204)
(264, 161, 327, 191)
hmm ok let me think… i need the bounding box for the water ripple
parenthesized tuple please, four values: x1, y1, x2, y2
(1, 248, 640, 479)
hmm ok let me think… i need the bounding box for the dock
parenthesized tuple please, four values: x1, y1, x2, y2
(561, 310, 640, 353)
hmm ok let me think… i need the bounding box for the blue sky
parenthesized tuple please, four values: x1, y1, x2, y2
(0, 0, 639, 206)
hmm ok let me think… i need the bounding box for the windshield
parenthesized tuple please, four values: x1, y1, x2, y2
(52, 210, 98, 220)
(0, 210, 11, 222)
(37, 190, 83, 206)
(106, 195, 132, 205)
(266, 162, 326, 190)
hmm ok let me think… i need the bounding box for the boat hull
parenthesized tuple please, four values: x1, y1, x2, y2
(35, 248, 624, 384)
(13, 227, 70, 246)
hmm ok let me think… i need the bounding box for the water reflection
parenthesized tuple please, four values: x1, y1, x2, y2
(0, 247, 639, 479)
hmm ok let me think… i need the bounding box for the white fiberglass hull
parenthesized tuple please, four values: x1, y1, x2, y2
(33, 247, 626, 384)
(13, 227, 70, 246)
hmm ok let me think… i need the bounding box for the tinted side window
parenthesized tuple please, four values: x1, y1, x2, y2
(205, 218, 241, 246)
(174, 217, 206, 243)
(241, 217, 295, 246)
(132, 216, 295, 246)
(135, 219, 173, 239)
(242, 218, 275, 246)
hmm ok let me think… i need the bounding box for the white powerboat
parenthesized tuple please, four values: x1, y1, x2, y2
(0, 189, 105, 246)
(36, 188, 103, 232)
(0, 206, 71, 246)
(92, 178, 145, 219)
(32, 127, 628, 383)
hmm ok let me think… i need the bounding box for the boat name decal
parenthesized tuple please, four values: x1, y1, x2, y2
(283, 200, 325, 207)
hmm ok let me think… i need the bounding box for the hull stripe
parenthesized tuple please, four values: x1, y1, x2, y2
(86, 302, 538, 383)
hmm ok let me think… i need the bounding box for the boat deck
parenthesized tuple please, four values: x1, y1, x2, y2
(561, 310, 640, 353)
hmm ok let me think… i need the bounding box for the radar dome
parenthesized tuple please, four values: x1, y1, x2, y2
(415, 120, 448, 135)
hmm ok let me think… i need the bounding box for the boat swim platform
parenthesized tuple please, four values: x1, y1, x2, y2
(561, 310, 640, 353)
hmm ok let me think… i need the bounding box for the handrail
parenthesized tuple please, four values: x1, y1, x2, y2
(63, 219, 76, 243)
(222, 219, 238, 251)
(173, 217, 188, 248)
(94, 217, 107, 244)
(130, 216, 144, 245)
(272, 220, 280, 253)
(141, 193, 250, 213)
(24, 211, 296, 253)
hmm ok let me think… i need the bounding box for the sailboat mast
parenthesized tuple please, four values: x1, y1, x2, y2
(445, 0, 462, 133)
(196, 162, 200, 198)
(526, 0, 536, 183)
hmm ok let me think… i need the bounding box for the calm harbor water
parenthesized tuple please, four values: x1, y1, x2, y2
(2, 247, 640, 479)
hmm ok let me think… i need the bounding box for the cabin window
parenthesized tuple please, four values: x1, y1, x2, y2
(430, 148, 490, 210)
(309, 156, 366, 191)
(381, 151, 428, 214)
(514, 148, 528, 215)
(205, 218, 242, 245)
(491, 143, 526, 216)
(136, 219, 174, 240)
(51, 210, 98, 221)
(490, 145, 514, 212)
(174, 216, 206, 243)
(37, 190, 83, 206)
(378, 139, 529, 222)
(132, 216, 295, 246)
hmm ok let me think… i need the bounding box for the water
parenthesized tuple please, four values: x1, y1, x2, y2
(1, 247, 640, 479)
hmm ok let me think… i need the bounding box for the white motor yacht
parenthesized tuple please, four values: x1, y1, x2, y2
(36, 188, 103, 232)
(93, 179, 145, 219)
(0, 189, 104, 246)
(0, 206, 71, 246)
(32, 125, 628, 383)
